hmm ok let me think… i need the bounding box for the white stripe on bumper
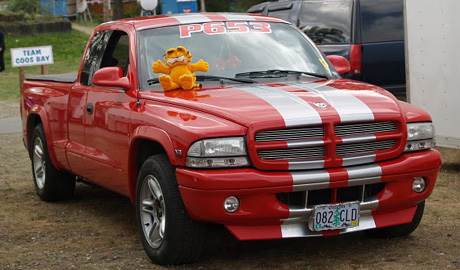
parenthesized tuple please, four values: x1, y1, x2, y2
(281, 214, 377, 238)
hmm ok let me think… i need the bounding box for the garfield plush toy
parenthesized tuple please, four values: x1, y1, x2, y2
(153, 46, 209, 91)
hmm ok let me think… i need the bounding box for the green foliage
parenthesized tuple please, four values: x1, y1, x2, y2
(201, 0, 267, 12)
(7, 0, 40, 15)
(0, 11, 30, 22)
(0, 30, 89, 100)
(124, 5, 141, 18)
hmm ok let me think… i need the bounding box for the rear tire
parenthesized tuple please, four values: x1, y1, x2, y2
(136, 154, 207, 265)
(365, 201, 425, 238)
(30, 124, 75, 201)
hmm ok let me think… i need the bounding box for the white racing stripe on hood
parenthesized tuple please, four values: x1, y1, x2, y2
(236, 85, 322, 127)
(175, 14, 212, 24)
(292, 82, 374, 123)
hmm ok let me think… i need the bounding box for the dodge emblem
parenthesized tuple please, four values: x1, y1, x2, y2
(314, 102, 327, 108)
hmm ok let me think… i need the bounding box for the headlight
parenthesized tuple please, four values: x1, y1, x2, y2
(407, 122, 435, 141)
(186, 137, 249, 168)
(405, 122, 435, 152)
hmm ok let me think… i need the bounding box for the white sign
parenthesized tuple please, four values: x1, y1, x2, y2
(10, 46, 54, 67)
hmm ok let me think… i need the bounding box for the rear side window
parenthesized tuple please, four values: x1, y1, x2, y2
(361, 0, 403, 43)
(298, 0, 353, 44)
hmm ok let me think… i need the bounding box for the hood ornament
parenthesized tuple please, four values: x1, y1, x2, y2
(313, 102, 328, 108)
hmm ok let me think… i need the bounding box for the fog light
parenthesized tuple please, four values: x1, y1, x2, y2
(412, 177, 427, 193)
(223, 196, 240, 213)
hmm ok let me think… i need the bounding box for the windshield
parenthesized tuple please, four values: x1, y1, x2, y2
(138, 22, 335, 90)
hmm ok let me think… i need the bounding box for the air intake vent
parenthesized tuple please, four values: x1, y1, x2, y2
(337, 140, 396, 156)
(256, 126, 324, 142)
(258, 146, 325, 160)
(335, 122, 397, 137)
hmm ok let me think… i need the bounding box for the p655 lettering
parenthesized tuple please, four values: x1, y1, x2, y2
(179, 22, 271, 38)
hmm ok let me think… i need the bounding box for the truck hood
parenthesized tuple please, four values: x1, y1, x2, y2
(138, 79, 402, 128)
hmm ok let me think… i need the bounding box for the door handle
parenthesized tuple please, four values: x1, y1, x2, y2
(86, 103, 94, 115)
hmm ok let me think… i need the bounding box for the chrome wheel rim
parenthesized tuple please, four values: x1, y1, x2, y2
(32, 137, 46, 189)
(140, 175, 165, 249)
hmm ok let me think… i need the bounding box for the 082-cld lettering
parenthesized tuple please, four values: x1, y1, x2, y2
(315, 208, 358, 226)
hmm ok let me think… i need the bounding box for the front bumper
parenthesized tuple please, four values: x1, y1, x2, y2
(176, 150, 441, 240)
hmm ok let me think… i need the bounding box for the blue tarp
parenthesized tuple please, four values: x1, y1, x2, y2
(40, 0, 68, 16)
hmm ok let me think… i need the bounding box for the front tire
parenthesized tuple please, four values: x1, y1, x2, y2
(136, 154, 206, 265)
(365, 201, 425, 238)
(30, 124, 75, 201)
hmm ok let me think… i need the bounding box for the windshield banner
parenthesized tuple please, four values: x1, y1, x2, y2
(179, 22, 272, 38)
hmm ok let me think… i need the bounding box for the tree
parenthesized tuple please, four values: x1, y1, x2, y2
(114, 0, 124, 20)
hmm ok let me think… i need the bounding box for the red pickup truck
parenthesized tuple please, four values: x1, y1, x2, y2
(21, 13, 441, 265)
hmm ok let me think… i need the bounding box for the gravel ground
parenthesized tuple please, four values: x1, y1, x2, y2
(0, 101, 20, 119)
(0, 133, 459, 270)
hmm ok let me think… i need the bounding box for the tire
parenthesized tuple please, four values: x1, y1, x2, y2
(135, 154, 207, 265)
(365, 201, 425, 238)
(30, 124, 75, 201)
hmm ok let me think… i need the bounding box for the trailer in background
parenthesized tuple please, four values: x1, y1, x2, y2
(405, 0, 460, 149)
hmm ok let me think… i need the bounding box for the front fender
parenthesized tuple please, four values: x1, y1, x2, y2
(130, 125, 178, 165)
(128, 126, 177, 202)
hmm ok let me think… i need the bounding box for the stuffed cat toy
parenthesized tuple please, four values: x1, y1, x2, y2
(153, 46, 209, 91)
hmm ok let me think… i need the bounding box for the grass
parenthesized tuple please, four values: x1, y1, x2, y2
(0, 30, 90, 100)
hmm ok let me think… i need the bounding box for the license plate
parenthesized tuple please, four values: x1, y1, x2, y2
(310, 202, 360, 231)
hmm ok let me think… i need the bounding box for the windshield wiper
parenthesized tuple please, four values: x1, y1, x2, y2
(235, 69, 329, 79)
(196, 75, 255, 83)
(147, 75, 255, 86)
(147, 78, 162, 85)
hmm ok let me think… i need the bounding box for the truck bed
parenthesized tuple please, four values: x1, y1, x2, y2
(25, 73, 77, 83)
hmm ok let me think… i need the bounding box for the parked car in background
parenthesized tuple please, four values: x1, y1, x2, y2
(248, 0, 406, 100)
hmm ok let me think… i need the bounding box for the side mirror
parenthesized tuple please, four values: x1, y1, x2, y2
(92, 67, 130, 91)
(327, 55, 351, 75)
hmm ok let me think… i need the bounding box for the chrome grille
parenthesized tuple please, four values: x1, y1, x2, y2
(253, 120, 401, 170)
(255, 126, 324, 142)
(335, 122, 397, 137)
(258, 146, 324, 160)
(337, 140, 396, 156)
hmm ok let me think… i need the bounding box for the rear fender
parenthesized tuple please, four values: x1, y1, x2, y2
(27, 106, 61, 170)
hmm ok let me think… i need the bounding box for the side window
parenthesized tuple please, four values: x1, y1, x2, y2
(100, 31, 130, 76)
(361, 0, 403, 43)
(80, 30, 112, 85)
(298, 0, 352, 44)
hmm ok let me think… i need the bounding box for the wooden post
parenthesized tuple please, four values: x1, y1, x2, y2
(41, 65, 48, 75)
(19, 67, 25, 91)
(200, 0, 206, 12)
